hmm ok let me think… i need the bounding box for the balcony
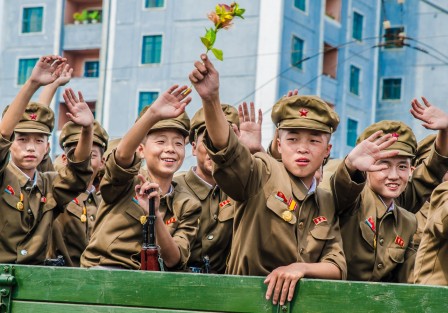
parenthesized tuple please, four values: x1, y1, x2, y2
(63, 23, 102, 50)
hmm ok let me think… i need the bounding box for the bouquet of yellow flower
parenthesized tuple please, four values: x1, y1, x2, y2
(201, 2, 245, 61)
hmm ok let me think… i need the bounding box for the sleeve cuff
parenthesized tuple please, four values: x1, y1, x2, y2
(203, 125, 243, 168)
(106, 149, 141, 183)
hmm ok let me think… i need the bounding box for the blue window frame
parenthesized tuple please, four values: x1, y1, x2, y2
(17, 58, 38, 85)
(145, 0, 164, 8)
(142, 35, 162, 64)
(349, 65, 360, 95)
(382, 78, 402, 100)
(84, 61, 100, 78)
(347, 118, 358, 147)
(138, 92, 159, 114)
(22, 7, 43, 33)
(294, 0, 306, 11)
(291, 36, 304, 69)
(353, 12, 363, 41)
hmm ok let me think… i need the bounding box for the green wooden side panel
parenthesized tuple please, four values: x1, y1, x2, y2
(11, 301, 211, 313)
(5, 265, 448, 313)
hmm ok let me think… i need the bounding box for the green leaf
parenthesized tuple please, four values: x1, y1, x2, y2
(205, 28, 217, 46)
(235, 8, 245, 18)
(211, 48, 223, 61)
(200, 36, 211, 49)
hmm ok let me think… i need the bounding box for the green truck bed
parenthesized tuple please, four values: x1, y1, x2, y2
(0, 265, 447, 312)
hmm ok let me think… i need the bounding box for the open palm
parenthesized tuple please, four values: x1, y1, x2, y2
(30, 56, 66, 86)
(63, 88, 94, 127)
(150, 85, 192, 120)
(411, 97, 448, 130)
(236, 102, 263, 153)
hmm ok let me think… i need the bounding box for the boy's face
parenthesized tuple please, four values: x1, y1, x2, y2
(90, 144, 105, 178)
(277, 129, 331, 184)
(192, 132, 213, 177)
(10, 132, 49, 173)
(367, 156, 411, 204)
(139, 129, 186, 179)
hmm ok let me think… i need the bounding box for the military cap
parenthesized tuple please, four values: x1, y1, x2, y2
(138, 106, 190, 137)
(2, 102, 54, 135)
(413, 134, 436, 167)
(189, 104, 239, 143)
(59, 120, 109, 151)
(271, 95, 339, 133)
(356, 120, 417, 157)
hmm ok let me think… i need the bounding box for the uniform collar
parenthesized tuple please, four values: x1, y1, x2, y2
(288, 171, 308, 201)
(9, 162, 44, 194)
(185, 167, 214, 200)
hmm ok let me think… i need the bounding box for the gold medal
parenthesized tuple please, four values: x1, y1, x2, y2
(282, 210, 293, 222)
(140, 215, 148, 225)
(80, 214, 87, 223)
(16, 202, 24, 211)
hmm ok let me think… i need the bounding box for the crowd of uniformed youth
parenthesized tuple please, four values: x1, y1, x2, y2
(1, 54, 447, 305)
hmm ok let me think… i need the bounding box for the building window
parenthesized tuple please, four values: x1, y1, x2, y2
(294, 0, 306, 11)
(84, 61, 100, 78)
(347, 118, 358, 147)
(17, 58, 38, 85)
(384, 27, 405, 49)
(142, 35, 162, 64)
(145, 0, 164, 8)
(350, 65, 360, 95)
(22, 7, 44, 33)
(138, 91, 159, 114)
(382, 78, 402, 100)
(291, 36, 304, 69)
(352, 12, 363, 41)
(323, 43, 338, 79)
(325, 0, 341, 22)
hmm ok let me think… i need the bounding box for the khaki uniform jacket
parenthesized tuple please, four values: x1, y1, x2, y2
(48, 191, 101, 267)
(413, 201, 429, 248)
(0, 135, 92, 264)
(204, 129, 347, 277)
(414, 181, 448, 285)
(174, 168, 234, 273)
(80, 151, 201, 270)
(331, 162, 417, 282)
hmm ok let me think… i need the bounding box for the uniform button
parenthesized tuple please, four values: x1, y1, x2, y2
(298, 222, 304, 229)
(207, 234, 214, 240)
(379, 238, 384, 245)
(377, 263, 384, 269)
(90, 215, 95, 221)
(213, 214, 217, 220)
(20, 249, 28, 256)
(27, 209, 32, 214)
(299, 248, 304, 254)
(88, 198, 92, 204)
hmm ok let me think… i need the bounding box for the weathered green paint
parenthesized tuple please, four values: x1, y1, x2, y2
(0, 266, 16, 313)
(5, 265, 448, 313)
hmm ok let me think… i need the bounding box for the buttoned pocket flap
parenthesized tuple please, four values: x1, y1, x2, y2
(2, 192, 19, 209)
(66, 202, 83, 218)
(218, 202, 234, 222)
(389, 247, 405, 263)
(310, 225, 334, 240)
(360, 221, 375, 249)
(266, 194, 297, 225)
(42, 197, 58, 213)
(125, 202, 146, 222)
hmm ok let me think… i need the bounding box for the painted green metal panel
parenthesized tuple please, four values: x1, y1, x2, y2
(4, 265, 448, 312)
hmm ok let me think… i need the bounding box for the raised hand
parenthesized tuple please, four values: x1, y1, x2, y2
(134, 175, 161, 216)
(189, 54, 220, 103)
(29, 55, 66, 86)
(410, 97, 448, 130)
(235, 102, 264, 153)
(285, 89, 299, 98)
(346, 131, 399, 172)
(62, 88, 94, 127)
(54, 64, 73, 86)
(149, 85, 192, 120)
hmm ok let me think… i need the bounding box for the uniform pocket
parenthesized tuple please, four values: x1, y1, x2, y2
(310, 224, 335, 240)
(388, 247, 405, 263)
(266, 194, 297, 225)
(218, 202, 234, 222)
(359, 220, 375, 249)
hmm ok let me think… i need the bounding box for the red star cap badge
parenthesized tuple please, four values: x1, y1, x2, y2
(30, 113, 37, 120)
(391, 132, 399, 138)
(299, 108, 308, 117)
